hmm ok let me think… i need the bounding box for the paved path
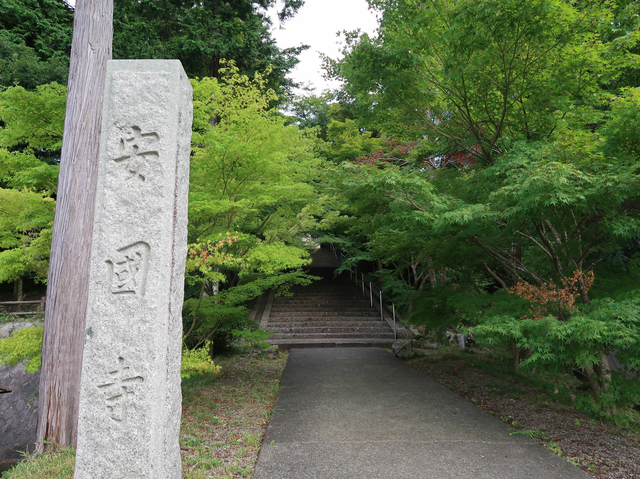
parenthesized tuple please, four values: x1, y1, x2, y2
(254, 348, 591, 479)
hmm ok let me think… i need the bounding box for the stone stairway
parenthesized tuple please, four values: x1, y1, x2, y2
(265, 268, 397, 349)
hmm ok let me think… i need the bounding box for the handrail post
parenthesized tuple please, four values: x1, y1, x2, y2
(379, 290, 383, 321)
(393, 303, 396, 339)
(369, 282, 373, 307)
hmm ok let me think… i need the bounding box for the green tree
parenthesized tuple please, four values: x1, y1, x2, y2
(113, 0, 308, 95)
(329, 0, 635, 164)
(287, 89, 338, 140)
(0, 0, 73, 89)
(0, 0, 74, 61)
(320, 1, 640, 416)
(319, 118, 382, 162)
(184, 66, 320, 351)
(0, 32, 69, 89)
(0, 0, 308, 95)
(0, 83, 64, 286)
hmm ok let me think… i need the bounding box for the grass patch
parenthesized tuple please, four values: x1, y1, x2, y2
(180, 351, 287, 478)
(1, 351, 288, 479)
(1, 447, 75, 479)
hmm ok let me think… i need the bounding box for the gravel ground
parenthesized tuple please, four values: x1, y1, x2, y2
(408, 353, 640, 479)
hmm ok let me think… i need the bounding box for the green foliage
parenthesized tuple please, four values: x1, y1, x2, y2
(0, 82, 66, 156)
(0, 83, 63, 285)
(318, 0, 640, 417)
(321, 119, 383, 163)
(0, 32, 69, 89)
(184, 67, 321, 350)
(112, 0, 308, 95)
(287, 89, 336, 140)
(1, 0, 307, 96)
(509, 429, 546, 439)
(602, 87, 640, 159)
(0, 191, 54, 283)
(0, 0, 74, 61)
(231, 328, 275, 351)
(181, 341, 222, 379)
(471, 295, 640, 416)
(0, 325, 43, 373)
(330, 0, 635, 163)
(182, 270, 315, 352)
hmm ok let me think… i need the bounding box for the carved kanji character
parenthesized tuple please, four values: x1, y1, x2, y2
(112, 126, 159, 181)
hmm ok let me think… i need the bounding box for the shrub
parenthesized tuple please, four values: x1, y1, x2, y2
(181, 341, 222, 379)
(0, 325, 43, 373)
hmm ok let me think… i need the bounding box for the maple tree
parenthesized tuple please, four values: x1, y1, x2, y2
(0, 83, 63, 290)
(184, 66, 320, 352)
(511, 270, 595, 321)
(311, 0, 640, 418)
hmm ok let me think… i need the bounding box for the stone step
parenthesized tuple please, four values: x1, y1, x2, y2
(276, 298, 369, 304)
(269, 311, 380, 318)
(267, 320, 386, 328)
(264, 272, 397, 347)
(267, 326, 392, 334)
(273, 302, 373, 309)
(269, 332, 395, 340)
(267, 317, 382, 324)
(268, 338, 396, 350)
(281, 293, 365, 299)
(281, 287, 359, 290)
(270, 306, 374, 312)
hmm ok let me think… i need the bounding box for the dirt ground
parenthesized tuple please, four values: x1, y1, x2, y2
(407, 350, 640, 479)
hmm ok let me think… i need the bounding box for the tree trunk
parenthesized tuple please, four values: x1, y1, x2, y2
(512, 343, 520, 373)
(439, 267, 447, 284)
(583, 361, 602, 399)
(210, 55, 220, 79)
(427, 258, 436, 287)
(406, 301, 414, 314)
(36, 0, 113, 451)
(578, 275, 591, 305)
(512, 242, 522, 266)
(14, 278, 23, 301)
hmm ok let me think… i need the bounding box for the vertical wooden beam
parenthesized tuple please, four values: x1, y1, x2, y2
(36, 0, 113, 450)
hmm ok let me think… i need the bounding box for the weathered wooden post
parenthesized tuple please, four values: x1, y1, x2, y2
(37, 0, 114, 450)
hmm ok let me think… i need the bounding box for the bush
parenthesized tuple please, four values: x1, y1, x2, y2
(181, 341, 222, 379)
(471, 296, 640, 417)
(231, 328, 275, 353)
(0, 325, 43, 373)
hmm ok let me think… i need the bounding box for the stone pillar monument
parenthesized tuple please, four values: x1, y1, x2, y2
(74, 60, 192, 478)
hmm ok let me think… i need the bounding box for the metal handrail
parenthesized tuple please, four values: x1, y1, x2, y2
(330, 244, 397, 339)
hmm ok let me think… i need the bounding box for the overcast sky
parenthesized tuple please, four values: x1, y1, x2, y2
(267, 0, 379, 94)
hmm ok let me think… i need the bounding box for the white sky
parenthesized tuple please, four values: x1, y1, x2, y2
(267, 0, 379, 94)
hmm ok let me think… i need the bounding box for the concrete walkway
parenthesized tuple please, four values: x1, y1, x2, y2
(254, 348, 591, 479)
